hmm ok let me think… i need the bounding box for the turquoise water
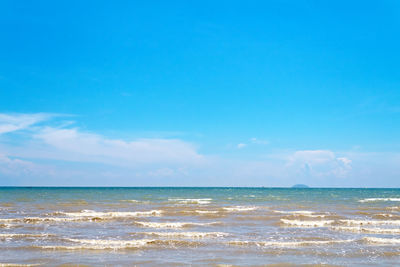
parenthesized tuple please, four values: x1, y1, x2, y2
(0, 187, 400, 266)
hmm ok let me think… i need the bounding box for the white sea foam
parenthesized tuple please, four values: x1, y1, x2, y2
(273, 210, 327, 217)
(134, 221, 219, 228)
(363, 237, 400, 245)
(0, 233, 54, 238)
(331, 226, 400, 234)
(168, 198, 212, 204)
(59, 209, 163, 218)
(135, 231, 228, 238)
(273, 210, 315, 215)
(223, 206, 258, 212)
(120, 200, 150, 203)
(229, 239, 353, 247)
(294, 214, 327, 218)
(41, 238, 156, 250)
(359, 198, 400, 203)
(0, 264, 40, 267)
(0, 210, 162, 224)
(340, 219, 400, 226)
(39, 238, 203, 250)
(280, 219, 334, 227)
(0, 217, 81, 223)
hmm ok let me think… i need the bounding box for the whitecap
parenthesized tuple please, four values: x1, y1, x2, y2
(340, 219, 400, 226)
(228, 239, 353, 247)
(280, 219, 334, 227)
(0, 264, 40, 267)
(39, 238, 203, 250)
(331, 226, 400, 234)
(120, 200, 150, 203)
(59, 209, 163, 218)
(41, 238, 156, 250)
(363, 237, 400, 245)
(134, 231, 228, 238)
(273, 210, 327, 217)
(168, 198, 212, 205)
(134, 221, 219, 228)
(223, 206, 258, 212)
(0, 233, 54, 239)
(273, 210, 316, 215)
(359, 198, 400, 203)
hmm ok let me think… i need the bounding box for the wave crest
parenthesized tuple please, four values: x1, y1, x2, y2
(168, 198, 212, 205)
(359, 198, 400, 203)
(228, 239, 353, 247)
(223, 206, 258, 212)
(280, 219, 334, 227)
(134, 221, 220, 228)
(363, 237, 400, 245)
(133, 231, 228, 238)
(340, 219, 400, 226)
(331, 226, 400, 234)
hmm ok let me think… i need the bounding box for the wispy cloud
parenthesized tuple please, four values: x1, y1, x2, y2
(287, 150, 352, 178)
(236, 138, 269, 149)
(0, 113, 53, 134)
(1, 113, 399, 187)
(0, 154, 42, 177)
(250, 138, 269, 145)
(237, 143, 247, 149)
(0, 113, 205, 180)
(32, 127, 204, 166)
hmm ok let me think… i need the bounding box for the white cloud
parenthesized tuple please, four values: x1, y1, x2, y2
(0, 113, 53, 134)
(287, 150, 352, 178)
(2, 113, 400, 187)
(30, 127, 204, 166)
(0, 113, 205, 173)
(250, 138, 269, 145)
(237, 143, 247, 149)
(0, 154, 40, 177)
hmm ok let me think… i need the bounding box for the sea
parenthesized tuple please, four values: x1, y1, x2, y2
(0, 187, 400, 266)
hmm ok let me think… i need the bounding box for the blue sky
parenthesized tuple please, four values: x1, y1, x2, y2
(0, 1, 399, 186)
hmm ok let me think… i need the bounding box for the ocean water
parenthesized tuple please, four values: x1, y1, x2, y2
(0, 187, 400, 266)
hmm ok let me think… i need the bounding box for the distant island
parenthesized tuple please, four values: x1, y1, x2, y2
(292, 184, 310, 188)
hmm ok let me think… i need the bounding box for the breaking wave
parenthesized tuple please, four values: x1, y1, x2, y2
(273, 210, 329, 218)
(120, 200, 151, 204)
(363, 237, 400, 245)
(280, 219, 334, 227)
(133, 231, 228, 238)
(0, 233, 55, 239)
(228, 239, 353, 248)
(134, 221, 220, 228)
(273, 210, 316, 215)
(168, 198, 212, 205)
(37, 238, 204, 250)
(331, 226, 400, 234)
(359, 198, 400, 203)
(0, 210, 163, 224)
(340, 219, 400, 226)
(56, 209, 163, 218)
(0, 217, 82, 223)
(223, 206, 258, 212)
(0, 264, 40, 267)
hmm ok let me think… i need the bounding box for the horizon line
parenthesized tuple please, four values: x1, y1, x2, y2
(0, 186, 399, 189)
